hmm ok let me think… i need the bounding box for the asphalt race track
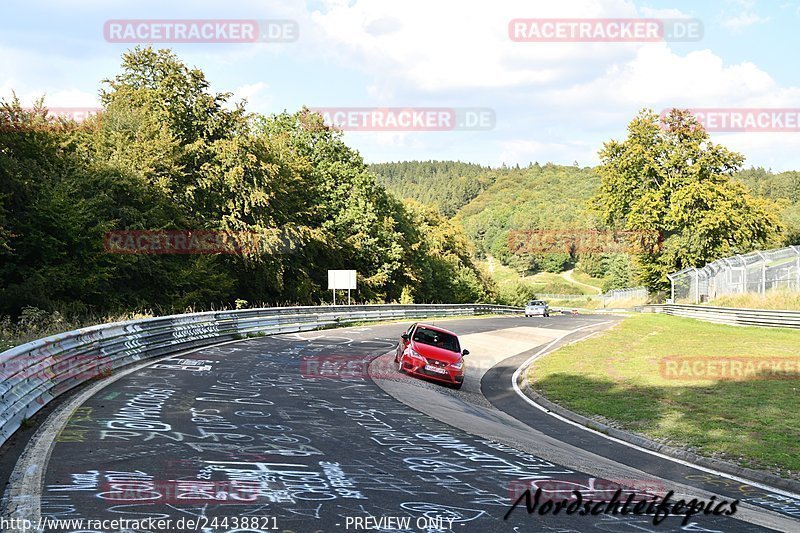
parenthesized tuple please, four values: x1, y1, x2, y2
(3, 315, 799, 532)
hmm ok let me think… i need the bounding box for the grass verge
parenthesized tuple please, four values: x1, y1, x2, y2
(709, 289, 800, 310)
(528, 313, 800, 479)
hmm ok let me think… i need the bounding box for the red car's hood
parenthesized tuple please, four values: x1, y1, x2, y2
(411, 341, 461, 363)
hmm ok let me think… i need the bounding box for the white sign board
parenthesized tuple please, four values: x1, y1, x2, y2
(328, 270, 357, 290)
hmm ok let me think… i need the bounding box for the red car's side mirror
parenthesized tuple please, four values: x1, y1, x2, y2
(401, 333, 410, 341)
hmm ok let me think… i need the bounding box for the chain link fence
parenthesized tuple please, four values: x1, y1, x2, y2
(601, 287, 648, 304)
(668, 246, 800, 303)
(535, 288, 649, 309)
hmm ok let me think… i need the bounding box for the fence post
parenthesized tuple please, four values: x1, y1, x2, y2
(667, 273, 675, 303)
(755, 251, 766, 294)
(794, 246, 800, 290)
(692, 267, 699, 304)
(733, 255, 743, 293)
(722, 258, 734, 297)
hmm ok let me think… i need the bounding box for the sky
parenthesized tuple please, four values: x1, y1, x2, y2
(2, 0, 800, 170)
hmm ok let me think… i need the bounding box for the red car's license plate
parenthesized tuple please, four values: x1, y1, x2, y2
(424, 363, 447, 374)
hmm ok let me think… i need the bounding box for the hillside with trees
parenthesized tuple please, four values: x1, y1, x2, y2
(0, 47, 493, 318)
(373, 121, 796, 295)
(370, 160, 495, 217)
(368, 161, 633, 292)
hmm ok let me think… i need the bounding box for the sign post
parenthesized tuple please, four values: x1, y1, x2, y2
(328, 270, 357, 305)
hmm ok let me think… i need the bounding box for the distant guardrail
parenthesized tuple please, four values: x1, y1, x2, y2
(644, 304, 800, 329)
(536, 293, 592, 300)
(0, 303, 521, 447)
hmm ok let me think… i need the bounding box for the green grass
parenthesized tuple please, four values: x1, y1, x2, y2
(482, 260, 595, 295)
(529, 314, 800, 478)
(710, 289, 800, 310)
(547, 297, 598, 308)
(482, 259, 648, 308)
(522, 272, 595, 294)
(484, 260, 522, 283)
(569, 270, 605, 291)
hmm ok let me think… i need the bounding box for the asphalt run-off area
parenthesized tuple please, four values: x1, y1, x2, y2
(2, 315, 799, 532)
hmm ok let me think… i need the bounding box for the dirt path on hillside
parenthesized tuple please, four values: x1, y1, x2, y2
(561, 269, 602, 294)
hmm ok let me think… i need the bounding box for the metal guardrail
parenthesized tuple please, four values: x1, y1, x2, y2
(644, 304, 800, 329)
(0, 303, 521, 447)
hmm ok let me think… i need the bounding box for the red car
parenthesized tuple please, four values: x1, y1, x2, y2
(394, 323, 468, 389)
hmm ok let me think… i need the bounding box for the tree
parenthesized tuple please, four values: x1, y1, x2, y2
(593, 109, 783, 291)
(0, 48, 495, 317)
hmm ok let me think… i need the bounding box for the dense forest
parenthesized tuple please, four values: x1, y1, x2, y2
(375, 119, 795, 294)
(370, 160, 495, 217)
(0, 47, 493, 318)
(736, 167, 800, 244)
(372, 161, 634, 289)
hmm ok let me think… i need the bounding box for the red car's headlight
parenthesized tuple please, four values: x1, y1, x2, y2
(450, 359, 463, 370)
(408, 349, 424, 360)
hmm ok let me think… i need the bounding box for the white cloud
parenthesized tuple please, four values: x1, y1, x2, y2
(720, 0, 771, 31)
(229, 81, 272, 113)
(709, 132, 800, 172)
(346, 130, 423, 149)
(0, 85, 99, 109)
(540, 46, 781, 110)
(721, 12, 770, 31)
(497, 139, 598, 167)
(3, 0, 799, 170)
(302, 1, 800, 168)
(308, 0, 645, 93)
(638, 7, 694, 18)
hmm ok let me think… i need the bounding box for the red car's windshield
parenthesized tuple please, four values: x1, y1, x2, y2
(412, 327, 460, 353)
